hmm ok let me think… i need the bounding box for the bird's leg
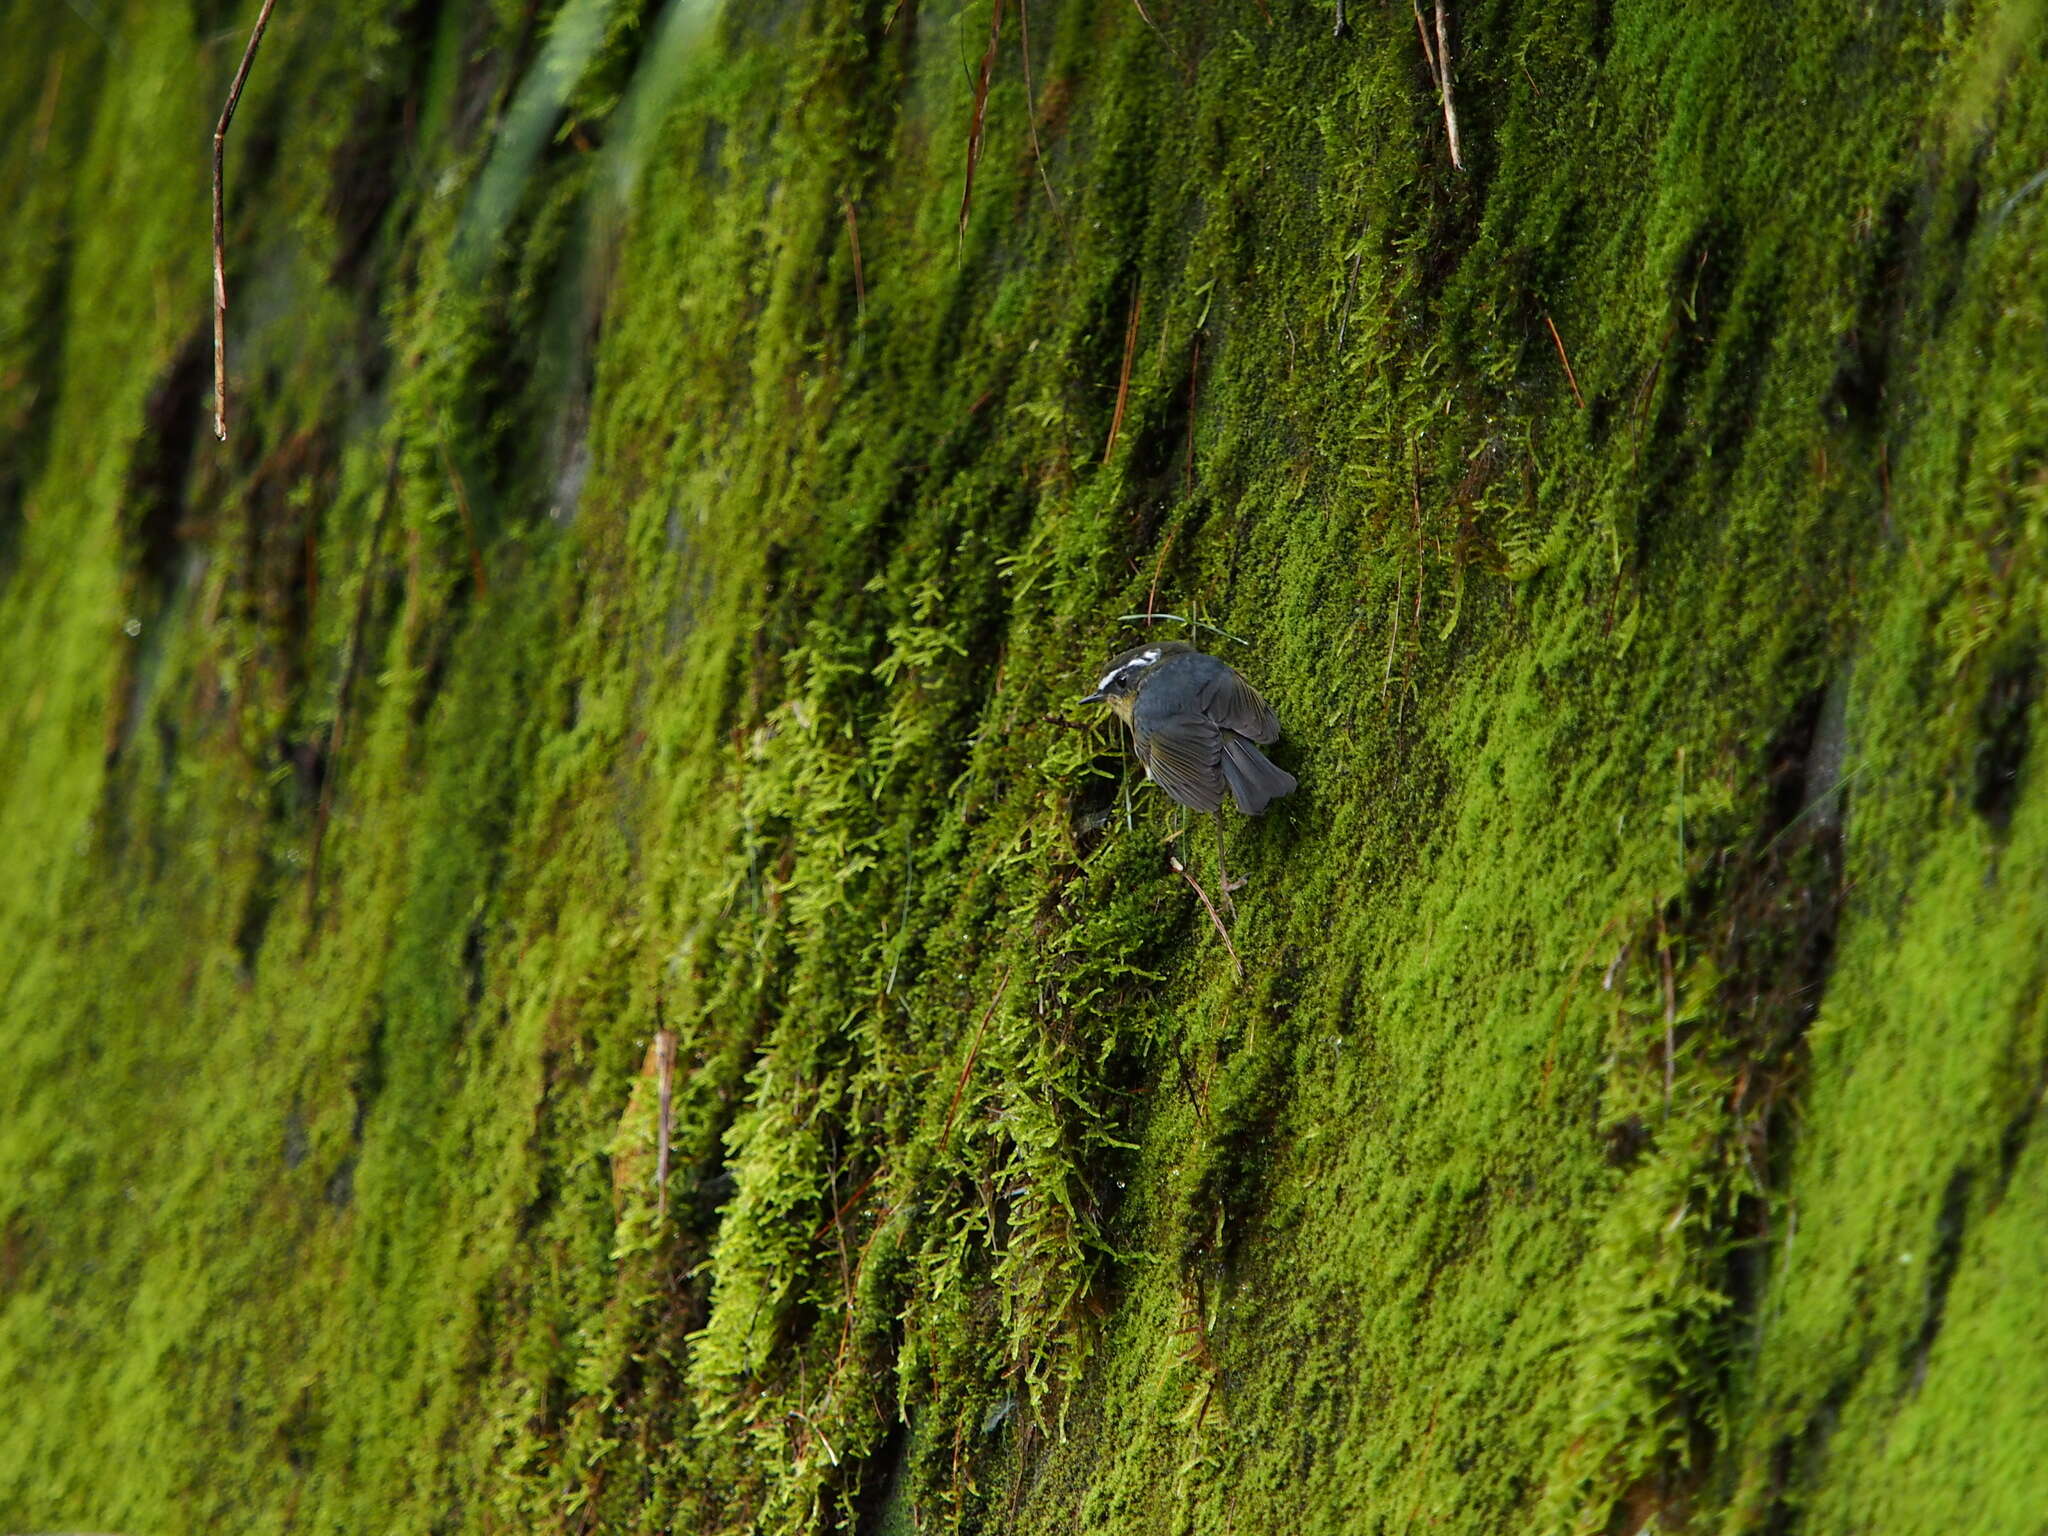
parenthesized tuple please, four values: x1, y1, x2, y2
(1212, 810, 1236, 917)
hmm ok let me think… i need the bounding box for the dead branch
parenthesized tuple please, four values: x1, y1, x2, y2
(1102, 285, 1143, 465)
(655, 1027, 676, 1218)
(1412, 1, 1441, 94)
(1017, 0, 1070, 245)
(957, 0, 1005, 239)
(1545, 312, 1587, 409)
(938, 965, 1013, 1157)
(212, 0, 281, 442)
(1434, 1, 1464, 170)
(1171, 856, 1243, 980)
(842, 197, 865, 317)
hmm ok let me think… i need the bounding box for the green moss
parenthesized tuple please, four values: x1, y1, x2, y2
(3, 0, 2046, 1533)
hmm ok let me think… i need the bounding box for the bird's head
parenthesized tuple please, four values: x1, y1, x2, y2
(1080, 641, 1190, 722)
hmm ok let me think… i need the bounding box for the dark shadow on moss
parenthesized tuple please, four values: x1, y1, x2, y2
(1826, 189, 1913, 435)
(1971, 648, 2036, 837)
(124, 334, 211, 624)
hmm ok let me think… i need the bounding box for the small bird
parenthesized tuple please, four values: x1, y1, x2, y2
(1080, 642, 1297, 815)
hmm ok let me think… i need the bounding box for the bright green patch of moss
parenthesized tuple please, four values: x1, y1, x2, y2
(2, 1, 2045, 1533)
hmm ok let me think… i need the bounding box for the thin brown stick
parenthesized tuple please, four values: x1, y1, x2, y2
(1127, 0, 1188, 74)
(827, 1185, 907, 1383)
(810, 1165, 884, 1244)
(1412, 0, 1441, 94)
(1170, 856, 1243, 980)
(957, 0, 1005, 240)
(654, 1027, 676, 1218)
(212, 0, 282, 442)
(1545, 312, 1586, 409)
(1102, 285, 1143, 465)
(436, 436, 490, 595)
(937, 964, 1013, 1158)
(1144, 521, 1179, 623)
(1016, 0, 1069, 244)
(306, 443, 400, 927)
(1172, 1040, 1209, 1122)
(1630, 320, 1676, 448)
(824, 1144, 856, 1316)
(842, 197, 866, 317)
(31, 52, 64, 158)
(1434, 0, 1465, 171)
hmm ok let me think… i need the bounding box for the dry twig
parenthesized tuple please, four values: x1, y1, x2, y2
(212, 0, 281, 441)
(1413, 0, 1442, 91)
(811, 1165, 884, 1244)
(1434, 1, 1464, 171)
(842, 196, 866, 317)
(957, 0, 1005, 240)
(938, 965, 1013, 1157)
(1545, 312, 1586, 409)
(1171, 856, 1243, 980)
(654, 1026, 676, 1218)
(1144, 521, 1180, 623)
(1102, 285, 1143, 464)
(32, 53, 64, 158)
(1017, 0, 1069, 244)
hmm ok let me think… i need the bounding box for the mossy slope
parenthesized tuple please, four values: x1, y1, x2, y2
(2, 1, 2045, 1533)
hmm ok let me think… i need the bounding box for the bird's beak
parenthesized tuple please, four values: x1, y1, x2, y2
(1079, 689, 1107, 706)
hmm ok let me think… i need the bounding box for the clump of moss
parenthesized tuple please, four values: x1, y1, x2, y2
(3, 2, 2047, 1534)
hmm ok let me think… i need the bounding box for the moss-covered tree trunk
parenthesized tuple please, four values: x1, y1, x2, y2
(2, 1, 2044, 1532)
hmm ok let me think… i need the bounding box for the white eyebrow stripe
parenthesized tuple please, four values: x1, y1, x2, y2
(1095, 648, 1162, 693)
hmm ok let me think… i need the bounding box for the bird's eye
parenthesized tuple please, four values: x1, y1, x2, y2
(1096, 648, 1164, 694)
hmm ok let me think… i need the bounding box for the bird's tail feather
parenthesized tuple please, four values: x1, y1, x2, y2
(1221, 735, 1297, 815)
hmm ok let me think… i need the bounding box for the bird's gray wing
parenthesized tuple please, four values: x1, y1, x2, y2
(1195, 661, 1281, 745)
(1132, 687, 1225, 812)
